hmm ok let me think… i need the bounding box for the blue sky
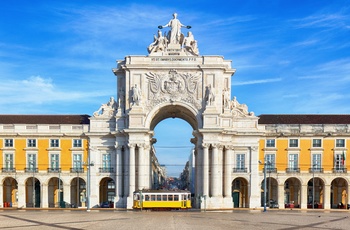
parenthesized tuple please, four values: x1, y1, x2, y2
(1, 1, 350, 176)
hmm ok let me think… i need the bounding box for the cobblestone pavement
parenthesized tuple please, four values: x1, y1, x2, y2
(1, 209, 350, 230)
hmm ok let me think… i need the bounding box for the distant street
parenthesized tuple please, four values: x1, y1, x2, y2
(1, 209, 350, 229)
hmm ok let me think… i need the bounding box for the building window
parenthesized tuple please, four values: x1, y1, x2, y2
(50, 154, 60, 171)
(4, 139, 13, 147)
(312, 154, 321, 170)
(265, 154, 275, 170)
(266, 139, 275, 148)
(73, 154, 83, 171)
(236, 154, 245, 170)
(288, 154, 298, 170)
(312, 139, 322, 148)
(50, 139, 59, 148)
(289, 139, 298, 148)
(4, 153, 14, 170)
(73, 139, 82, 148)
(335, 154, 345, 170)
(27, 154, 37, 170)
(336, 139, 345, 148)
(102, 154, 111, 172)
(27, 139, 36, 148)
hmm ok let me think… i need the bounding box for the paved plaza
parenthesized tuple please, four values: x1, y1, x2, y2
(1, 209, 350, 230)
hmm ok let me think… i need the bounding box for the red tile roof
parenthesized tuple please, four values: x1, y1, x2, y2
(0, 115, 90, 124)
(258, 114, 350, 124)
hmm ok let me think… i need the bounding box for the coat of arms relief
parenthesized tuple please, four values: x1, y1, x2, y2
(145, 69, 202, 110)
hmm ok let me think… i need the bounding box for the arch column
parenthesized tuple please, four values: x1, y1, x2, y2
(42, 183, 48, 208)
(115, 145, 123, 197)
(202, 144, 209, 197)
(224, 146, 233, 197)
(324, 184, 331, 209)
(301, 184, 308, 209)
(123, 145, 130, 197)
(211, 144, 221, 197)
(138, 144, 150, 189)
(0, 184, 3, 207)
(278, 184, 285, 209)
(63, 183, 70, 207)
(128, 143, 136, 196)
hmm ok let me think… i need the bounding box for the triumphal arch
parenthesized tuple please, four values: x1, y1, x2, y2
(88, 14, 264, 209)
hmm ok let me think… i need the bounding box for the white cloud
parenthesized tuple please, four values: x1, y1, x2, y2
(232, 78, 282, 86)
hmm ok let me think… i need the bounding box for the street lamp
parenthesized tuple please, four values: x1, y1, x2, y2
(85, 160, 94, 212)
(30, 162, 35, 208)
(259, 158, 271, 212)
(312, 163, 317, 209)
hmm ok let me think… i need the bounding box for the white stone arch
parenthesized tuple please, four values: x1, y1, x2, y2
(145, 101, 201, 130)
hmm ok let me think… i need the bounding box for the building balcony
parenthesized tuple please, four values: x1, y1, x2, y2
(233, 167, 247, 173)
(47, 168, 61, 173)
(286, 168, 300, 173)
(24, 168, 38, 173)
(264, 168, 277, 173)
(99, 167, 114, 173)
(2, 167, 16, 173)
(332, 168, 347, 173)
(70, 168, 84, 173)
(308, 168, 324, 173)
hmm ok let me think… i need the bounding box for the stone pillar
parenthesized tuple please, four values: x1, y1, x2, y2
(278, 184, 285, 209)
(202, 144, 209, 197)
(127, 143, 136, 209)
(123, 146, 130, 197)
(41, 183, 48, 208)
(116, 146, 123, 197)
(324, 184, 331, 209)
(249, 147, 261, 208)
(217, 145, 223, 197)
(211, 145, 219, 197)
(224, 146, 233, 197)
(18, 182, 26, 208)
(137, 144, 145, 189)
(144, 144, 151, 189)
(129, 144, 136, 195)
(63, 183, 70, 207)
(300, 184, 308, 209)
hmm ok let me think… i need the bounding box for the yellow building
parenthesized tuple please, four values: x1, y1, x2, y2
(258, 114, 350, 209)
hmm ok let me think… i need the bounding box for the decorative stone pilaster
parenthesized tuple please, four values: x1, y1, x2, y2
(202, 143, 209, 197)
(224, 145, 233, 197)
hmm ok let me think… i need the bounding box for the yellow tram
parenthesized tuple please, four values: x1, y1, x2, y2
(133, 190, 192, 210)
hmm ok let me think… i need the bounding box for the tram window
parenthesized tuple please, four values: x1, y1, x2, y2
(145, 195, 150, 201)
(134, 194, 140, 200)
(162, 195, 167, 201)
(174, 195, 179, 201)
(151, 195, 156, 201)
(168, 195, 173, 201)
(157, 195, 162, 201)
(182, 195, 186, 200)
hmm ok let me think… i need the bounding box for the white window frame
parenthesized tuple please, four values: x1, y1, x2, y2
(27, 153, 37, 170)
(236, 154, 245, 170)
(73, 153, 83, 170)
(4, 153, 14, 170)
(312, 139, 322, 148)
(73, 139, 82, 148)
(289, 139, 299, 148)
(336, 139, 345, 148)
(266, 139, 275, 148)
(50, 139, 60, 148)
(265, 154, 275, 169)
(27, 139, 37, 148)
(102, 154, 111, 170)
(4, 139, 14, 148)
(288, 154, 298, 170)
(312, 154, 321, 169)
(50, 153, 60, 170)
